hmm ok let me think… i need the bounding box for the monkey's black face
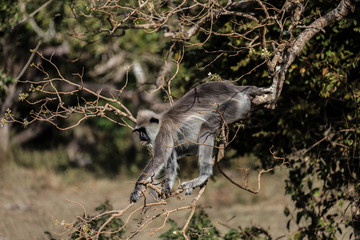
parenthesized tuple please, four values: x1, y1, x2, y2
(133, 127, 150, 144)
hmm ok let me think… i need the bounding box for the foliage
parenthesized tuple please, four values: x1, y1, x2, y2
(223, 227, 272, 240)
(171, 1, 360, 238)
(160, 207, 220, 240)
(179, 2, 360, 238)
(279, 15, 360, 240)
(160, 207, 272, 240)
(46, 200, 126, 240)
(0, 0, 20, 32)
(72, 201, 126, 240)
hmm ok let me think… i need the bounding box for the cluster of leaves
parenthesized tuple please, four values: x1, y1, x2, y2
(46, 201, 126, 240)
(0, 0, 20, 32)
(223, 227, 272, 240)
(160, 207, 271, 240)
(74, 201, 126, 240)
(160, 208, 220, 240)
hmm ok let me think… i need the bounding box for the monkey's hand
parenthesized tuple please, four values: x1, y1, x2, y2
(130, 189, 141, 203)
(130, 184, 143, 203)
(161, 185, 171, 199)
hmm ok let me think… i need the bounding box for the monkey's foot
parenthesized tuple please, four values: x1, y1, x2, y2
(179, 180, 195, 195)
(180, 176, 209, 195)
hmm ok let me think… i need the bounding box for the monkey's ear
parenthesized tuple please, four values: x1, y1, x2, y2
(150, 117, 159, 124)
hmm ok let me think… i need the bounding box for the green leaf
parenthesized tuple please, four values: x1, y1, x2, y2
(284, 207, 290, 217)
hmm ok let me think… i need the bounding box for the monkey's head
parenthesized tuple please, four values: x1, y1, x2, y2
(133, 110, 161, 146)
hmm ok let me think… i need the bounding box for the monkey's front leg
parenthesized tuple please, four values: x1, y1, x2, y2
(130, 159, 164, 203)
(162, 151, 178, 198)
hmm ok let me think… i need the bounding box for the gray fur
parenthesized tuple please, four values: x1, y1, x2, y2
(130, 81, 263, 203)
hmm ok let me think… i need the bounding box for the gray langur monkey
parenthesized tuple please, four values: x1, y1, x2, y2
(130, 81, 264, 203)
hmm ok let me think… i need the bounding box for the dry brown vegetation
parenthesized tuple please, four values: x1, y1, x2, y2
(0, 156, 292, 240)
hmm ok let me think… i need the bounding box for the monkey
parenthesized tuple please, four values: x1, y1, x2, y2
(130, 81, 264, 203)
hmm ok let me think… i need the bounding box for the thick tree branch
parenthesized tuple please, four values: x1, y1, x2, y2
(266, 0, 357, 108)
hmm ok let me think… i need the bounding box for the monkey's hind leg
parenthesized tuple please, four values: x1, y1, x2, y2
(180, 126, 215, 195)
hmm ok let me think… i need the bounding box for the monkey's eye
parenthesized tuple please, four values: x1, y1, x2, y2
(150, 117, 159, 124)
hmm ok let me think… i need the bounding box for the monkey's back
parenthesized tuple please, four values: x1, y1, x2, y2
(166, 81, 250, 119)
(162, 81, 252, 141)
